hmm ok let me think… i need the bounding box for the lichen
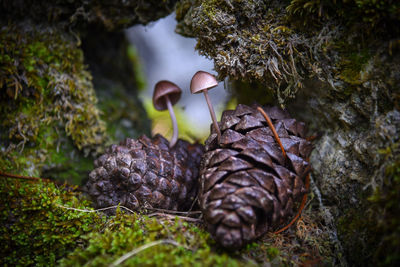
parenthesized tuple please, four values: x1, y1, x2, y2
(1, 0, 399, 265)
(304, 76, 400, 266)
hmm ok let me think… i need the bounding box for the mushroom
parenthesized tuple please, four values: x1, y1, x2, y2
(153, 80, 182, 148)
(190, 71, 221, 140)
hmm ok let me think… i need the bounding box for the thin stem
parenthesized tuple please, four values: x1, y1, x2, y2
(145, 207, 202, 215)
(0, 171, 43, 181)
(257, 106, 309, 234)
(165, 95, 178, 148)
(56, 204, 136, 214)
(0, 171, 79, 190)
(147, 212, 201, 222)
(273, 172, 310, 234)
(257, 106, 286, 159)
(203, 89, 221, 140)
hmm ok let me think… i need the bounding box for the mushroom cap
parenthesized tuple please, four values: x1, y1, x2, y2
(190, 71, 218, 94)
(153, 80, 182, 111)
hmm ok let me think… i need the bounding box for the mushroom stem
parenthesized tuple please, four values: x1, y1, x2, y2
(202, 89, 221, 140)
(165, 94, 179, 148)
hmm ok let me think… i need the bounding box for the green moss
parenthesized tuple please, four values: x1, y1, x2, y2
(61, 210, 333, 266)
(0, 1, 178, 31)
(0, 174, 336, 266)
(332, 45, 373, 96)
(175, 1, 399, 265)
(0, 24, 108, 179)
(60, 212, 256, 267)
(0, 178, 104, 265)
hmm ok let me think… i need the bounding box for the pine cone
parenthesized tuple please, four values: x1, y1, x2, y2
(199, 104, 313, 249)
(86, 134, 204, 214)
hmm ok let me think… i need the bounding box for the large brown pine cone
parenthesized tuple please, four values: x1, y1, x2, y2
(199, 104, 313, 249)
(86, 134, 204, 213)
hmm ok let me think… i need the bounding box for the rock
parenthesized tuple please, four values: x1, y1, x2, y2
(175, 0, 400, 264)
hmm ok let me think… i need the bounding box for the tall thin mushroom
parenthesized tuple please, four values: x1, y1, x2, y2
(190, 71, 221, 140)
(153, 80, 182, 148)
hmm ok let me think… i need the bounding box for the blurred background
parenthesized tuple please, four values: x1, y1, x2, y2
(126, 13, 229, 142)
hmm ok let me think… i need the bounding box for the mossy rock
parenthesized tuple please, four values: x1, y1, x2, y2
(176, 0, 323, 105)
(175, 0, 400, 105)
(0, 21, 152, 184)
(0, 24, 109, 182)
(175, 0, 400, 265)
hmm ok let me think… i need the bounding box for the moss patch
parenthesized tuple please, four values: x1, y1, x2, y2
(0, 175, 337, 266)
(0, 24, 108, 180)
(60, 206, 335, 266)
(0, 178, 104, 265)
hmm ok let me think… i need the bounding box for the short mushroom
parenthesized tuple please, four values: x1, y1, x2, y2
(190, 71, 221, 140)
(153, 80, 182, 148)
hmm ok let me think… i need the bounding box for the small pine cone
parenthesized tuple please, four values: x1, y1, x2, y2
(86, 134, 204, 214)
(199, 104, 313, 249)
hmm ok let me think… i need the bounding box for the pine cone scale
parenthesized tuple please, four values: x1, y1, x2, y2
(220, 129, 244, 145)
(224, 170, 256, 187)
(222, 212, 242, 227)
(203, 169, 228, 192)
(248, 169, 276, 193)
(218, 157, 253, 172)
(239, 147, 274, 168)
